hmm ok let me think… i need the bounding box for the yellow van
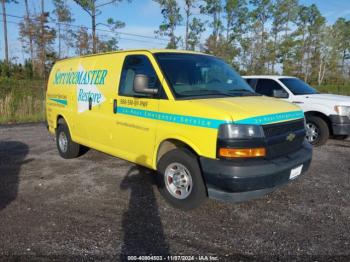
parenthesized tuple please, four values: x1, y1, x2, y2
(46, 49, 312, 210)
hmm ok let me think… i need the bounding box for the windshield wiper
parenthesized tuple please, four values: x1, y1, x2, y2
(179, 89, 260, 98)
(226, 89, 260, 96)
(180, 89, 234, 97)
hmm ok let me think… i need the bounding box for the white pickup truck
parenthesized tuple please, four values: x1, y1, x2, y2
(243, 76, 350, 146)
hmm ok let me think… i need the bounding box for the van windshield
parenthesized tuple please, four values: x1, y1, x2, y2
(154, 53, 257, 99)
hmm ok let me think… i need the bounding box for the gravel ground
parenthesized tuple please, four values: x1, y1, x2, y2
(0, 123, 349, 261)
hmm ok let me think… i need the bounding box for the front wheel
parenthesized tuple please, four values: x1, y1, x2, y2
(305, 116, 329, 146)
(157, 148, 207, 210)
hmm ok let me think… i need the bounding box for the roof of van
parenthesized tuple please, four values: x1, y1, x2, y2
(242, 75, 297, 79)
(56, 49, 210, 63)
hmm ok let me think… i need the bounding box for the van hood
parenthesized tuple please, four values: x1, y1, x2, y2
(191, 96, 304, 125)
(299, 94, 350, 105)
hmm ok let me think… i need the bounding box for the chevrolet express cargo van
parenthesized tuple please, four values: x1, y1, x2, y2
(46, 50, 312, 210)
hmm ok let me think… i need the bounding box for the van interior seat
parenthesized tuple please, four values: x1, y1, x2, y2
(124, 69, 136, 96)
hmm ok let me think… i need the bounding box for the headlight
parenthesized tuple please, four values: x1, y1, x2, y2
(334, 105, 350, 116)
(218, 124, 265, 139)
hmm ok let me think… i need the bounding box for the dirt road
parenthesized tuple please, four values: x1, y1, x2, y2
(0, 123, 349, 261)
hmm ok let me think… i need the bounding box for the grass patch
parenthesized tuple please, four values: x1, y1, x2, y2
(316, 84, 350, 96)
(0, 78, 46, 124)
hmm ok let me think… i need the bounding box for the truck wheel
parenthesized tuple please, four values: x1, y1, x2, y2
(305, 116, 329, 146)
(56, 124, 81, 159)
(157, 148, 207, 210)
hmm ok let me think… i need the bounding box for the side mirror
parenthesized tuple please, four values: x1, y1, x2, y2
(273, 89, 289, 98)
(133, 74, 158, 95)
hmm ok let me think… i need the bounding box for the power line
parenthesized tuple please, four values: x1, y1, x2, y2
(0, 12, 170, 43)
(97, 33, 166, 46)
(0, 19, 166, 47)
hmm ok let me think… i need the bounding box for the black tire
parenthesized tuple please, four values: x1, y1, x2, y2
(79, 145, 90, 155)
(157, 148, 207, 211)
(56, 123, 81, 159)
(306, 116, 329, 147)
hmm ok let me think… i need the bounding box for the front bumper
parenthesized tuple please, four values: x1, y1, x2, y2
(200, 141, 312, 202)
(330, 115, 350, 135)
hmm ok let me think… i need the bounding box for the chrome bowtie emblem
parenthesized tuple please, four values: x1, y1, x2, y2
(286, 133, 296, 142)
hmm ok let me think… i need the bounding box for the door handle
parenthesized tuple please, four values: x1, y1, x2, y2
(113, 99, 118, 114)
(88, 97, 92, 110)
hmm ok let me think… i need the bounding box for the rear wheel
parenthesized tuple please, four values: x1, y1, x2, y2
(305, 116, 329, 146)
(157, 148, 207, 210)
(56, 123, 81, 159)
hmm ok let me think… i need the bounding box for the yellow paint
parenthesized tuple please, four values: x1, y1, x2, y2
(46, 49, 303, 169)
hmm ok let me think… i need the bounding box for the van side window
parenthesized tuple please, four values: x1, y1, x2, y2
(255, 79, 287, 97)
(119, 55, 162, 98)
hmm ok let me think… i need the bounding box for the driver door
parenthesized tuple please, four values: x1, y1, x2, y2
(112, 53, 164, 167)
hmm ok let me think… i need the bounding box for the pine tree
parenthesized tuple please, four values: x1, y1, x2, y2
(154, 0, 182, 49)
(52, 0, 74, 58)
(73, 0, 130, 54)
(187, 17, 205, 51)
(1, 0, 18, 64)
(184, 0, 197, 50)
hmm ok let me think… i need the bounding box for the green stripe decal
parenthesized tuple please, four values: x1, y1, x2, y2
(117, 107, 304, 128)
(235, 111, 304, 125)
(49, 98, 68, 106)
(117, 107, 228, 129)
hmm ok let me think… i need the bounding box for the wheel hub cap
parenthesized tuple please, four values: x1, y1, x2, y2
(164, 163, 193, 200)
(306, 122, 319, 143)
(58, 132, 68, 153)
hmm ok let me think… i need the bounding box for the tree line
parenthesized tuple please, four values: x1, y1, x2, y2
(0, 0, 350, 87)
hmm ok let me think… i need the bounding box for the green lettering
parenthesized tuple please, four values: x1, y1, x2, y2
(82, 72, 87, 84)
(87, 71, 92, 84)
(90, 70, 98, 84)
(53, 69, 107, 85)
(65, 73, 69, 84)
(67, 72, 72, 84)
(99, 70, 108, 84)
(70, 72, 76, 84)
(60, 73, 66, 84)
(77, 71, 83, 84)
(94, 71, 101, 84)
(54, 73, 61, 84)
(74, 72, 79, 84)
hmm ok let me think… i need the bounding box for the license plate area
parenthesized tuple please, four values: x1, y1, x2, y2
(290, 165, 303, 180)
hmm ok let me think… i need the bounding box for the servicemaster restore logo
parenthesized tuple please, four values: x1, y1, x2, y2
(53, 69, 107, 85)
(76, 65, 106, 113)
(53, 65, 107, 113)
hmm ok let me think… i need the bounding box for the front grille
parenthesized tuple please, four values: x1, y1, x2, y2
(263, 119, 306, 158)
(267, 136, 304, 158)
(263, 119, 305, 138)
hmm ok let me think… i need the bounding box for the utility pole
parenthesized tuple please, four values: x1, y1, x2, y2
(1, 0, 9, 63)
(185, 0, 191, 50)
(24, 0, 34, 64)
(92, 3, 96, 53)
(40, 0, 46, 79)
